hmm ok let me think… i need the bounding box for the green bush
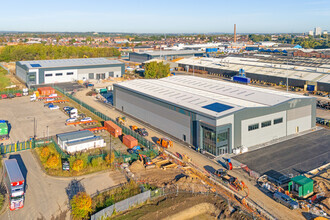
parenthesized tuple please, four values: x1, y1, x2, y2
(0, 193, 4, 210)
(91, 157, 104, 168)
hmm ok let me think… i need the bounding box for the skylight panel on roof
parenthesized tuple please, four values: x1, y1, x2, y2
(202, 102, 233, 113)
(30, 64, 41, 67)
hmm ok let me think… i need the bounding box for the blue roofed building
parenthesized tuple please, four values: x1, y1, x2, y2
(16, 58, 125, 87)
(113, 75, 315, 156)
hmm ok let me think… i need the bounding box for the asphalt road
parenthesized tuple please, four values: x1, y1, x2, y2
(1, 150, 126, 220)
(233, 129, 330, 176)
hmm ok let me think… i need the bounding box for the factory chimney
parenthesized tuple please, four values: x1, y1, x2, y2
(234, 24, 237, 43)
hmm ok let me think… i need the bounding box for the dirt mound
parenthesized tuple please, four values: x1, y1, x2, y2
(112, 194, 253, 220)
(130, 160, 145, 172)
(162, 203, 217, 220)
(175, 175, 200, 184)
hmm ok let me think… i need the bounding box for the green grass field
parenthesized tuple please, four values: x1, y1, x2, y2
(0, 66, 10, 89)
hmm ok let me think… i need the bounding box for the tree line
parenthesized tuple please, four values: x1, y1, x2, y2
(144, 61, 170, 79)
(0, 44, 121, 62)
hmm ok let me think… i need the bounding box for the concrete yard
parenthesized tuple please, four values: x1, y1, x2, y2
(1, 150, 126, 220)
(0, 96, 79, 144)
(233, 129, 330, 176)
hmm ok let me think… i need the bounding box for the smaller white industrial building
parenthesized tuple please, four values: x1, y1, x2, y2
(16, 58, 125, 87)
(57, 130, 105, 153)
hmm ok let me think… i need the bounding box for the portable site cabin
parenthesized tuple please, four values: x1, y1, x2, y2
(288, 175, 314, 198)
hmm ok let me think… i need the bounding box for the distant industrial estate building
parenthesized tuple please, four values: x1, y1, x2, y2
(129, 50, 204, 63)
(16, 58, 124, 87)
(176, 57, 330, 92)
(113, 76, 315, 156)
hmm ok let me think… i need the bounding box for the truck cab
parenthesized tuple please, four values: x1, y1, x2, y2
(69, 108, 78, 118)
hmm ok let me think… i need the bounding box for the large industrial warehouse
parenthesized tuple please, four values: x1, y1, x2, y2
(113, 75, 316, 156)
(129, 50, 204, 63)
(16, 58, 125, 87)
(176, 57, 330, 92)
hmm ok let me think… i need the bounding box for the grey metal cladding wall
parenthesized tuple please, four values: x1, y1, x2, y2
(287, 105, 311, 121)
(36, 63, 124, 84)
(115, 88, 191, 143)
(233, 98, 315, 148)
(15, 65, 28, 83)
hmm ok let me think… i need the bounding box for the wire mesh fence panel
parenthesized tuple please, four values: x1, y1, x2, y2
(54, 86, 156, 151)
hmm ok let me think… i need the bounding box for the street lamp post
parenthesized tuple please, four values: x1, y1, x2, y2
(47, 126, 49, 141)
(286, 59, 289, 92)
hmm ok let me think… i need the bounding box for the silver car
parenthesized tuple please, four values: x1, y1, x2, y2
(273, 191, 299, 209)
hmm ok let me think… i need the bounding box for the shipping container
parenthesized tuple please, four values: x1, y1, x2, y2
(122, 135, 138, 149)
(0, 121, 8, 140)
(306, 85, 315, 91)
(232, 76, 251, 84)
(104, 121, 122, 138)
(38, 87, 55, 96)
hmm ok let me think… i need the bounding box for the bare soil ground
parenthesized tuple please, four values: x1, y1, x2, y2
(130, 160, 184, 187)
(112, 194, 253, 220)
(311, 168, 330, 215)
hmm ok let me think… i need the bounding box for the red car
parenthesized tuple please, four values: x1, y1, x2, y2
(15, 93, 22, 97)
(1, 94, 8, 99)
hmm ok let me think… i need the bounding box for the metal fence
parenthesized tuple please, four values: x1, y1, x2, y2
(91, 190, 151, 220)
(0, 140, 34, 154)
(54, 86, 156, 150)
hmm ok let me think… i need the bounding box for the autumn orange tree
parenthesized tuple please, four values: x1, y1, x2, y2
(72, 159, 84, 172)
(40, 147, 50, 162)
(45, 154, 60, 169)
(70, 192, 92, 219)
(105, 153, 115, 166)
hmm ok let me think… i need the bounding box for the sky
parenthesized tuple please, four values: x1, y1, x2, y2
(0, 0, 329, 33)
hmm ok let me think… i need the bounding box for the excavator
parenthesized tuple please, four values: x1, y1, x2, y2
(214, 168, 245, 191)
(157, 138, 173, 148)
(139, 153, 155, 168)
(116, 116, 126, 125)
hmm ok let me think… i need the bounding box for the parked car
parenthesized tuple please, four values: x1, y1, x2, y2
(1, 94, 8, 99)
(63, 106, 73, 111)
(7, 93, 15, 99)
(273, 191, 299, 210)
(46, 98, 54, 102)
(44, 103, 53, 107)
(64, 106, 74, 113)
(136, 128, 148, 136)
(62, 159, 70, 171)
(78, 113, 86, 118)
(80, 117, 92, 122)
(15, 93, 22, 97)
(49, 105, 59, 110)
(66, 118, 77, 123)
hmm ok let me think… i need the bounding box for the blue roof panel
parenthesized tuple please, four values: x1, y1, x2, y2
(30, 64, 41, 67)
(202, 102, 233, 113)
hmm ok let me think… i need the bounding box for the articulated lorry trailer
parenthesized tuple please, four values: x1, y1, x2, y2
(3, 159, 25, 210)
(0, 120, 9, 141)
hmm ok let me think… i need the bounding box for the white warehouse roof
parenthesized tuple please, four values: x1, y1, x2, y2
(176, 57, 330, 84)
(19, 58, 122, 69)
(115, 75, 311, 118)
(134, 50, 202, 56)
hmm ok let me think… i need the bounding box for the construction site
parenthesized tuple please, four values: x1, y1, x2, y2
(1, 55, 329, 220)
